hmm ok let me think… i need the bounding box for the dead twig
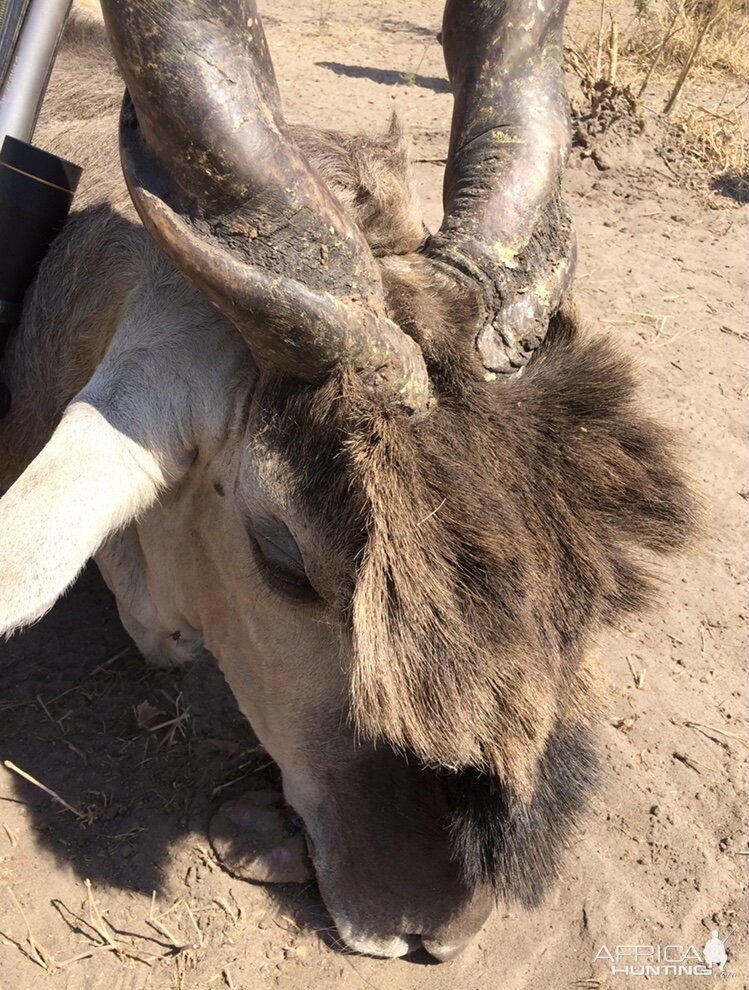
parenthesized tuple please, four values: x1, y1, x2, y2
(608, 15, 619, 84)
(2, 760, 87, 821)
(638, 0, 684, 98)
(674, 719, 749, 748)
(6, 888, 56, 970)
(672, 750, 718, 774)
(664, 11, 719, 115)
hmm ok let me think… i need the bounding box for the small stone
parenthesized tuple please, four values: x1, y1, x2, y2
(592, 150, 611, 171)
(649, 805, 660, 817)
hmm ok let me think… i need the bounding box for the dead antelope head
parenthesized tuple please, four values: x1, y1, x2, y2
(0, 0, 693, 962)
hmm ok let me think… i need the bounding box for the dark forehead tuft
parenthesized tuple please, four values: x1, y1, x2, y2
(444, 719, 600, 902)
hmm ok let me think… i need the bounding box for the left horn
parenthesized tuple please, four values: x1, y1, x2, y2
(99, 0, 431, 415)
(429, 0, 576, 375)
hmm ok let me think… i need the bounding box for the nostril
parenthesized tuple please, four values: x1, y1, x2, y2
(401, 934, 423, 956)
(421, 936, 469, 962)
(405, 934, 423, 954)
(341, 932, 420, 958)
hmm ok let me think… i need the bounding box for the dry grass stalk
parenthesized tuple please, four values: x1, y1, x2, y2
(147, 691, 191, 748)
(673, 750, 719, 773)
(184, 902, 204, 947)
(5, 887, 57, 970)
(85, 878, 118, 951)
(664, 7, 719, 114)
(2, 759, 87, 821)
(53, 892, 163, 966)
(608, 15, 620, 82)
(146, 892, 202, 951)
(213, 896, 240, 927)
(595, 0, 607, 78)
(673, 102, 748, 191)
(82, 880, 164, 966)
(626, 0, 748, 83)
(675, 718, 749, 747)
(147, 892, 184, 948)
(638, 0, 685, 95)
(88, 645, 135, 678)
(626, 656, 646, 689)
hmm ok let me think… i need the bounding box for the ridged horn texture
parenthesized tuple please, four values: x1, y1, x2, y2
(428, 0, 577, 375)
(99, 0, 431, 415)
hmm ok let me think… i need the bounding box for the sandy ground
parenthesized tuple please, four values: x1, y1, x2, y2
(1, 2, 747, 988)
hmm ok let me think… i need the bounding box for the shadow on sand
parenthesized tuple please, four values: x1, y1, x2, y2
(316, 60, 450, 94)
(0, 563, 434, 964)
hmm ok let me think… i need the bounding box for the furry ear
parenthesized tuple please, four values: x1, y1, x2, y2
(292, 114, 426, 258)
(0, 213, 263, 639)
(0, 399, 172, 637)
(0, 233, 257, 640)
(385, 110, 409, 158)
(363, 111, 426, 256)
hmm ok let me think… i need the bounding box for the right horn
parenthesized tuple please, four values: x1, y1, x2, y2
(99, 0, 431, 416)
(429, 0, 577, 375)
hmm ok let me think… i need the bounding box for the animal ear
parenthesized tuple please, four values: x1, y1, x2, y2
(385, 111, 409, 159)
(0, 399, 175, 637)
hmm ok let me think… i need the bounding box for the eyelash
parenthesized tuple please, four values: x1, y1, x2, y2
(248, 533, 320, 605)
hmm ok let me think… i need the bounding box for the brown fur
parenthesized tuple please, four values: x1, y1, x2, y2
(249, 284, 694, 806)
(242, 274, 693, 898)
(292, 117, 428, 257)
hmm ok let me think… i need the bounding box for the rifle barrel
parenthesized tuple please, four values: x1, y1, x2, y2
(0, 0, 73, 143)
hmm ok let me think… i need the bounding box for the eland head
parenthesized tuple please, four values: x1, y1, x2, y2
(0, 0, 693, 961)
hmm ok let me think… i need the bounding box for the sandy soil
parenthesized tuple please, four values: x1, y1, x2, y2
(1, 2, 747, 988)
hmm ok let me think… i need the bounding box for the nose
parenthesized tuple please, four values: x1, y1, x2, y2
(334, 881, 492, 961)
(339, 928, 475, 961)
(339, 930, 420, 958)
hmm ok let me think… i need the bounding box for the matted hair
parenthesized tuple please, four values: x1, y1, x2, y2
(250, 274, 693, 897)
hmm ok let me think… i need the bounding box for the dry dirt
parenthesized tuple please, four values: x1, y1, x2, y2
(1, 2, 747, 989)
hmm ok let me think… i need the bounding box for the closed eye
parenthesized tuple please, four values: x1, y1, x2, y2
(249, 523, 319, 604)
